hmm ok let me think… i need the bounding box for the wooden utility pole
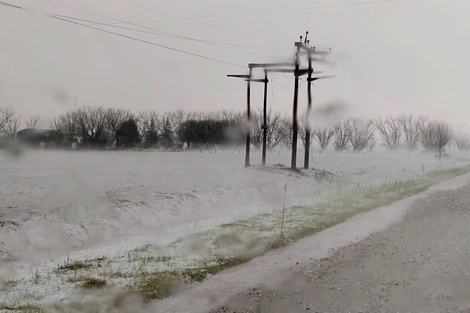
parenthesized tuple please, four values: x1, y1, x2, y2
(229, 63, 291, 168)
(262, 71, 268, 165)
(250, 63, 292, 166)
(246, 67, 252, 167)
(227, 70, 253, 168)
(304, 54, 313, 169)
(297, 32, 332, 169)
(291, 41, 302, 170)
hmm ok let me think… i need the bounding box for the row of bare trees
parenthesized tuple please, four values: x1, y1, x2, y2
(0, 105, 463, 153)
(308, 115, 454, 155)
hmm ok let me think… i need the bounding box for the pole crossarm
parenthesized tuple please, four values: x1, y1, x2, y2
(227, 74, 250, 79)
(248, 62, 294, 69)
(308, 75, 336, 82)
(247, 78, 269, 83)
(266, 68, 321, 76)
(227, 74, 269, 83)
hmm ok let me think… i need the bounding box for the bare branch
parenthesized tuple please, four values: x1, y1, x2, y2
(398, 115, 427, 151)
(350, 118, 376, 152)
(375, 116, 401, 150)
(334, 118, 355, 151)
(312, 123, 335, 151)
(26, 115, 40, 129)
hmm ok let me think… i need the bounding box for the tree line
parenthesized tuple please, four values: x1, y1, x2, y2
(0, 105, 464, 154)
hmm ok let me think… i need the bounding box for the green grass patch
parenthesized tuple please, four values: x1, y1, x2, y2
(56, 260, 91, 272)
(67, 276, 107, 289)
(132, 271, 179, 301)
(0, 304, 44, 312)
(80, 278, 107, 289)
(132, 255, 244, 302)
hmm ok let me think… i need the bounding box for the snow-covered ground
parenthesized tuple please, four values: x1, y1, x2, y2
(0, 148, 469, 309)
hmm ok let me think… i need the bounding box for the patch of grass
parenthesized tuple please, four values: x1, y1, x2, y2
(56, 260, 91, 272)
(0, 304, 44, 312)
(127, 245, 172, 264)
(132, 256, 244, 301)
(102, 271, 133, 279)
(132, 271, 179, 301)
(2, 280, 17, 289)
(80, 278, 107, 289)
(67, 276, 107, 289)
(179, 256, 244, 283)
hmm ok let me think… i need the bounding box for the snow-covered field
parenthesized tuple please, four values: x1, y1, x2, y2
(0, 148, 469, 310)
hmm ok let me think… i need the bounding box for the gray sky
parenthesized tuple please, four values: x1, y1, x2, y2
(1, 0, 470, 129)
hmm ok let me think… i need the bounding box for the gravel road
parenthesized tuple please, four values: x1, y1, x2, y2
(207, 183, 470, 313)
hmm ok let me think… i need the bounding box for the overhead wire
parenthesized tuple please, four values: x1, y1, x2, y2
(47, 13, 277, 58)
(0, 0, 23, 9)
(248, 0, 403, 15)
(47, 14, 246, 69)
(130, 0, 404, 59)
(0, 0, 248, 68)
(129, 2, 291, 44)
(42, 0, 289, 53)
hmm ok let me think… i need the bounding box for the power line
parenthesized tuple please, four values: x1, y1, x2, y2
(248, 0, 403, 15)
(0, 0, 23, 9)
(42, 0, 288, 50)
(0, 0, 248, 68)
(38, 0, 285, 58)
(130, 2, 291, 44)
(47, 13, 277, 58)
(47, 14, 245, 68)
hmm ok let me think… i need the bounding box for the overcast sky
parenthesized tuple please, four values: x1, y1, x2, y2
(1, 0, 470, 129)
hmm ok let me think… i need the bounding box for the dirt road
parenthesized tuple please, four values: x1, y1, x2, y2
(152, 174, 470, 313)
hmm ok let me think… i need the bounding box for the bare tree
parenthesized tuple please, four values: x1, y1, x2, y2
(420, 121, 452, 159)
(75, 106, 107, 146)
(455, 134, 470, 151)
(166, 110, 188, 133)
(398, 115, 427, 151)
(367, 135, 377, 152)
(26, 115, 40, 129)
(350, 118, 376, 152)
(334, 118, 355, 151)
(251, 108, 290, 150)
(375, 116, 401, 150)
(4, 114, 21, 137)
(104, 108, 133, 134)
(312, 123, 335, 151)
(137, 110, 160, 139)
(51, 111, 80, 133)
(0, 107, 14, 135)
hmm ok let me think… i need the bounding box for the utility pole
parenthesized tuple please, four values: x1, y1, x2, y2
(262, 71, 268, 165)
(291, 40, 302, 170)
(267, 62, 321, 170)
(227, 70, 253, 168)
(297, 32, 332, 169)
(304, 53, 313, 169)
(229, 63, 291, 168)
(250, 63, 293, 166)
(246, 67, 252, 167)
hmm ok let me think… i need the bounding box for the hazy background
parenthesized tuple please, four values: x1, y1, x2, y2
(1, 0, 469, 129)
